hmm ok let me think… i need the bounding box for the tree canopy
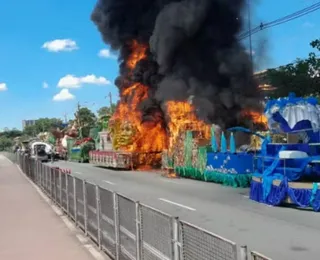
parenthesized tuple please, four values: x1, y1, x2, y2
(97, 104, 116, 117)
(23, 118, 63, 136)
(0, 136, 13, 151)
(74, 107, 97, 138)
(266, 39, 320, 98)
(0, 129, 22, 139)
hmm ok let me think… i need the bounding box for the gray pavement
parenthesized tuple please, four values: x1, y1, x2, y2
(0, 155, 96, 260)
(50, 160, 320, 260)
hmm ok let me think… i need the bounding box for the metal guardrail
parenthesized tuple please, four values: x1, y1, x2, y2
(9, 153, 272, 260)
(251, 251, 272, 260)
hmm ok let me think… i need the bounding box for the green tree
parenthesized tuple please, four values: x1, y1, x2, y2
(96, 105, 116, 131)
(74, 107, 97, 138)
(0, 136, 13, 151)
(34, 118, 63, 133)
(23, 125, 37, 137)
(266, 39, 320, 98)
(22, 118, 63, 136)
(0, 129, 23, 139)
(97, 105, 116, 117)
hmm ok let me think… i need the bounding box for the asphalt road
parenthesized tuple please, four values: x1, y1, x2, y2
(48, 160, 320, 260)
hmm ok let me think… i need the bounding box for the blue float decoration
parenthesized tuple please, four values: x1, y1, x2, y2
(250, 93, 320, 211)
(211, 130, 218, 152)
(230, 133, 236, 154)
(220, 132, 227, 153)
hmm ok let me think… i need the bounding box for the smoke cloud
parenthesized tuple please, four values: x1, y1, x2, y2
(91, 0, 261, 129)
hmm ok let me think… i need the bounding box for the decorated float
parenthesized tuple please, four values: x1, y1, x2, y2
(166, 126, 266, 187)
(250, 93, 320, 211)
(69, 137, 95, 163)
(51, 124, 78, 160)
(161, 100, 267, 187)
(89, 113, 134, 169)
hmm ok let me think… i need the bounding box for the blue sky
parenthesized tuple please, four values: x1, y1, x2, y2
(0, 0, 319, 130)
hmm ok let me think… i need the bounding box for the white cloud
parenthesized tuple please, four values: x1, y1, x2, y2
(0, 83, 7, 91)
(57, 74, 111, 88)
(42, 39, 78, 52)
(98, 48, 117, 59)
(43, 81, 49, 89)
(53, 89, 75, 101)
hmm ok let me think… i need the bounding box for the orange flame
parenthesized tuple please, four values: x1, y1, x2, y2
(126, 40, 147, 70)
(111, 40, 268, 168)
(166, 101, 211, 152)
(242, 110, 268, 126)
(111, 41, 167, 156)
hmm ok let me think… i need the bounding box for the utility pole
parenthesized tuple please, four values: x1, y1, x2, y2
(108, 92, 113, 113)
(76, 102, 82, 138)
(63, 112, 68, 124)
(76, 102, 81, 125)
(247, 0, 253, 65)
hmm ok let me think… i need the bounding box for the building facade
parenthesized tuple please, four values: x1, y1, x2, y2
(22, 120, 36, 129)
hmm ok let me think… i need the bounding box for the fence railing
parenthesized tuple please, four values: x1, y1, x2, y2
(11, 153, 272, 260)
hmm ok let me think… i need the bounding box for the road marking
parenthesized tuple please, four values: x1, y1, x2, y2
(103, 180, 116, 185)
(158, 198, 196, 211)
(75, 172, 83, 175)
(160, 179, 180, 184)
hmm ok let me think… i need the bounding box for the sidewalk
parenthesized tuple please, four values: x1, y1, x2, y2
(0, 155, 97, 260)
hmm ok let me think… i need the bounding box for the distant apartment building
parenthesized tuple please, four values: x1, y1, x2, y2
(254, 70, 277, 92)
(22, 119, 36, 129)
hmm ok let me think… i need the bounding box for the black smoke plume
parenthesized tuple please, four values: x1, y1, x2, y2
(91, 0, 261, 129)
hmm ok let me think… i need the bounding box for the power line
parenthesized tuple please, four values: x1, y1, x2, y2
(239, 2, 320, 40)
(240, 2, 320, 38)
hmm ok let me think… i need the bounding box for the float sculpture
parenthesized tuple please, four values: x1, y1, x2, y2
(250, 93, 320, 211)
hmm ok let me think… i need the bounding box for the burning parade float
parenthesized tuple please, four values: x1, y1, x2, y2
(89, 0, 266, 184)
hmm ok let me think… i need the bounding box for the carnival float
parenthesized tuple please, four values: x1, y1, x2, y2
(51, 118, 96, 162)
(164, 125, 266, 188)
(250, 93, 320, 211)
(89, 112, 135, 169)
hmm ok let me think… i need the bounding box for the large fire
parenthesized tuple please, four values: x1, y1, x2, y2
(166, 101, 211, 152)
(110, 41, 167, 155)
(242, 110, 268, 127)
(109, 40, 266, 167)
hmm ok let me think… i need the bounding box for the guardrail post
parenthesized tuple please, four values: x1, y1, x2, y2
(49, 167, 53, 198)
(44, 165, 47, 193)
(113, 192, 120, 260)
(240, 245, 248, 260)
(83, 180, 88, 236)
(96, 185, 102, 249)
(53, 169, 57, 202)
(66, 173, 69, 215)
(39, 162, 42, 188)
(135, 201, 142, 260)
(35, 160, 38, 184)
(59, 171, 62, 207)
(73, 177, 78, 226)
(172, 217, 180, 260)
